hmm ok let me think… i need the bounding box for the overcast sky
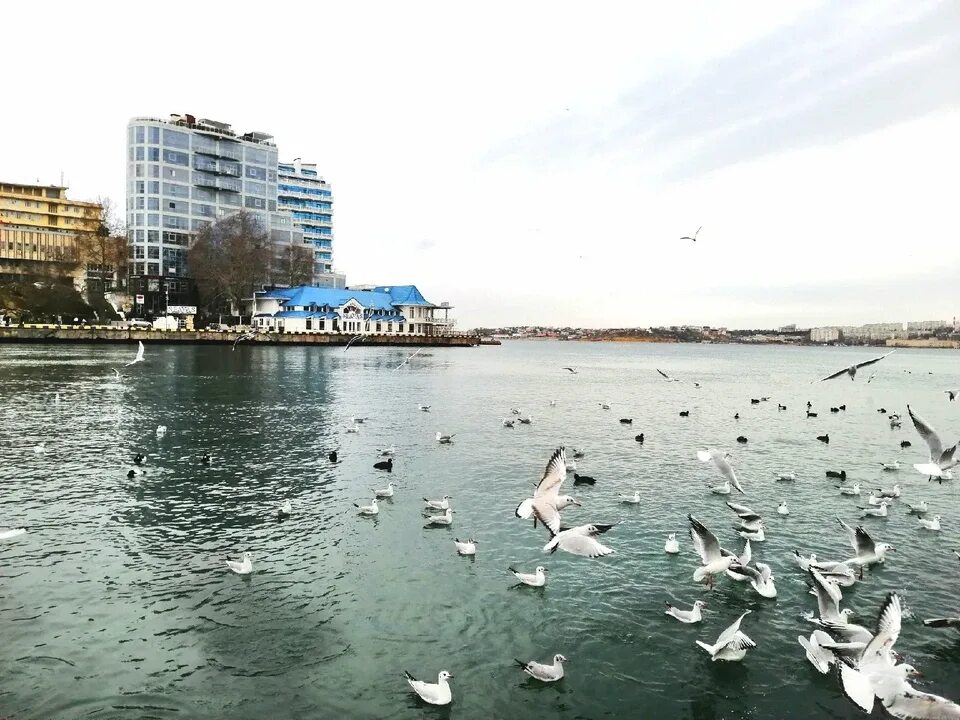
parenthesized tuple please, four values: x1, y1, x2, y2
(3, 1, 958, 329)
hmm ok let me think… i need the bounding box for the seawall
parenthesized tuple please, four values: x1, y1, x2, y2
(0, 325, 480, 348)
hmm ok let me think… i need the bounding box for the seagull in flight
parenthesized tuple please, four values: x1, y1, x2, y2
(688, 515, 739, 589)
(125, 341, 145, 367)
(696, 611, 755, 662)
(515, 447, 580, 534)
(657, 369, 681, 382)
(561, 367, 578, 374)
(697, 449, 744, 493)
(543, 523, 618, 558)
(946, 389, 959, 402)
(680, 226, 702, 242)
(908, 405, 958, 481)
(817, 350, 895, 382)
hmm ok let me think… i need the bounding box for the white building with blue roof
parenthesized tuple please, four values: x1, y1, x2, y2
(246, 284, 454, 336)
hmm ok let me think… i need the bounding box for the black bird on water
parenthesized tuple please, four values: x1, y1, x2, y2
(328, 451, 338, 463)
(750, 398, 760, 405)
(817, 434, 830, 443)
(806, 401, 812, 409)
(133, 453, 145, 465)
(573, 473, 596, 485)
(838, 404, 846, 411)
(620, 418, 633, 425)
(825, 469, 846, 480)
(778, 404, 787, 411)
(877, 408, 887, 413)
(201, 453, 210, 465)
(830, 407, 839, 413)
(900, 440, 912, 449)
(635, 433, 645, 443)
(807, 411, 818, 418)
(734, 413, 740, 420)
(374, 457, 393, 472)
(736, 436, 748, 444)
(679, 410, 690, 417)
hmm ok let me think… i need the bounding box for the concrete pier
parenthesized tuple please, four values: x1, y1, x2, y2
(0, 325, 480, 348)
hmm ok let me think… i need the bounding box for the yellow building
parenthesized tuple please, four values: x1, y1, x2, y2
(0, 180, 102, 282)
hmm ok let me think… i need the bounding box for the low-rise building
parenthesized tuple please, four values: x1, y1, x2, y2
(245, 284, 454, 335)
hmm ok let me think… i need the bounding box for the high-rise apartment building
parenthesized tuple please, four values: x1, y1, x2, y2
(0, 180, 101, 284)
(277, 160, 335, 280)
(126, 114, 342, 314)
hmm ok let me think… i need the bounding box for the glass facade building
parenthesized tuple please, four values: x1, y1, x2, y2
(277, 160, 335, 281)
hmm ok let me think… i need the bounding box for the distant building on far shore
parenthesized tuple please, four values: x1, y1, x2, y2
(810, 326, 840, 343)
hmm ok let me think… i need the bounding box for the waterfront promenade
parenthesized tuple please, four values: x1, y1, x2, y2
(0, 324, 480, 347)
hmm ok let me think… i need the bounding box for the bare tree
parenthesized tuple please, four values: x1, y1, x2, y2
(77, 197, 128, 296)
(273, 243, 314, 287)
(187, 210, 271, 312)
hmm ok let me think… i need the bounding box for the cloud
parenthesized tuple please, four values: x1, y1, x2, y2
(487, 1, 960, 180)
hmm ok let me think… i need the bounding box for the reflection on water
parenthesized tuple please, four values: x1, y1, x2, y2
(1, 342, 958, 719)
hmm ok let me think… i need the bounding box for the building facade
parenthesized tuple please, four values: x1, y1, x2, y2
(245, 284, 453, 335)
(126, 114, 283, 315)
(277, 159, 338, 283)
(0, 180, 101, 284)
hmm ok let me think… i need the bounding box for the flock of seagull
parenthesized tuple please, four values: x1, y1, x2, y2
(5, 344, 959, 716)
(391, 351, 959, 712)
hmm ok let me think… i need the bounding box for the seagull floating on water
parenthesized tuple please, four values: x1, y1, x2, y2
(665, 600, 705, 623)
(880, 461, 900, 471)
(435, 432, 455, 444)
(776, 472, 797, 482)
(664, 533, 679, 554)
(404, 670, 453, 706)
(418, 404, 431, 412)
(155, 425, 167, 439)
(817, 350, 895, 382)
(906, 500, 928, 515)
(838, 483, 862, 496)
(454, 538, 477, 555)
(619, 490, 641, 504)
(509, 565, 547, 587)
(424, 495, 452, 511)
(425, 508, 455, 527)
(918, 514, 941, 531)
(278, 499, 293, 519)
(0, 528, 27, 541)
(373, 482, 396, 498)
(355, 498, 379, 516)
(836, 517, 894, 567)
(778, 502, 789, 515)
(225, 552, 253, 575)
(859, 501, 889, 518)
(514, 654, 566, 682)
(709, 480, 731, 495)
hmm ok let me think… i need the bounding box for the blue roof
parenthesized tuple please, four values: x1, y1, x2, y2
(372, 285, 434, 306)
(282, 286, 396, 311)
(274, 310, 339, 319)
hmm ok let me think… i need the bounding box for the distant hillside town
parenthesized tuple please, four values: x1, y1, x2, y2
(478, 319, 960, 348)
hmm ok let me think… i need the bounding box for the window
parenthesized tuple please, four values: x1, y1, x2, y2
(163, 215, 189, 229)
(245, 165, 267, 180)
(135, 126, 145, 143)
(192, 219, 212, 231)
(135, 230, 144, 242)
(376, 322, 382, 332)
(192, 186, 215, 201)
(135, 213, 144, 226)
(148, 230, 159, 243)
(135, 147, 145, 161)
(163, 149, 189, 166)
(167, 200, 189, 214)
(135, 164, 144, 177)
(306, 319, 312, 331)
(162, 168, 181, 181)
(147, 214, 159, 227)
(147, 247, 159, 259)
(220, 193, 240, 206)
(148, 197, 159, 210)
(245, 147, 267, 164)
(147, 276, 160, 288)
(147, 147, 160, 161)
(244, 180, 266, 196)
(148, 181, 160, 193)
(135, 181, 145, 194)
(148, 126, 160, 144)
(135, 197, 145, 210)
(244, 196, 266, 210)
(164, 183, 189, 198)
(194, 204, 214, 217)
(163, 129, 189, 149)
(149, 164, 160, 178)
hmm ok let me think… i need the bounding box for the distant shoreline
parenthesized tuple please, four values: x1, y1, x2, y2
(494, 336, 960, 349)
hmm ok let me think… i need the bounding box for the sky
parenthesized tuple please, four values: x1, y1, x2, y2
(2, 0, 959, 329)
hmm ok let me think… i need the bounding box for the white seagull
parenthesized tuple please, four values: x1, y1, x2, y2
(698, 449, 744, 494)
(664, 533, 680, 554)
(0, 528, 27, 541)
(454, 538, 477, 555)
(355, 498, 379, 516)
(725, 539, 752, 581)
(225, 552, 253, 575)
(514, 654, 566, 682)
(918, 514, 941, 531)
(696, 611, 755, 662)
(509, 565, 547, 587)
(908, 405, 957, 480)
(657, 368, 681, 382)
(125, 341, 145, 367)
(836, 517, 895, 567)
(424, 495, 452, 511)
(728, 561, 777, 598)
(346, 424, 360, 434)
(155, 425, 167, 439)
(665, 600, 705, 624)
(688, 515, 738, 589)
(435, 432, 455, 443)
(502, 418, 515, 428)
(817, 350, 895, 382)
(515, 448, 580, 534)
(838, 483, 862, 496)
(418, 404, 431, 412)
(424, 508, 454, 526)
(906, 500, 929, 515)
(776, 472, 797, 482)
(880, 461, 900, 472)
(778, 502, 789, 515)
(279, 499, 293, 516)
(543, 523, 618, 558)
(373, 482, 396, 498)
(404, 670, 453, 706)
(709, 480, 731, 495)
(680, 226, 702, 242)
(619, 490, 641, 504)
(799, 630, 840, 674)
(860, 501, 889, 518)
(562, 367, 578, 374)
